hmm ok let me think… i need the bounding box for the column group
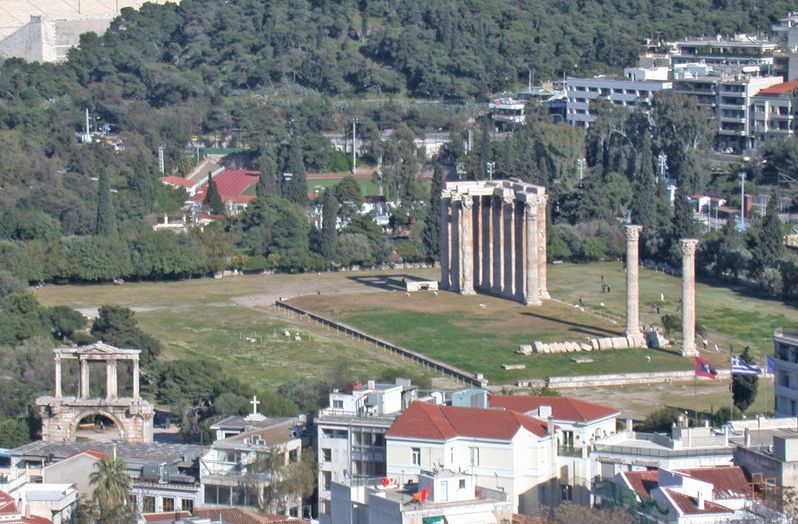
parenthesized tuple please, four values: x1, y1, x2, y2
(440, 191, 547, 305)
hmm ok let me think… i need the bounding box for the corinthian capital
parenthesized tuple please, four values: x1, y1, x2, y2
(624, 224, 643, 241)
(679, 238, 699, 256)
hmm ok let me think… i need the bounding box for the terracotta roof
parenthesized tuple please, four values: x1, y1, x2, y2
(758, 80, 798, 95)
(621, 469, 659, 499)
(664, 489, 733, 515)
(489, 395, 619, 422)
(677, 467, 751, 499)
(63, 449, 109, 461)
(23, 517, 52, 524)
(143, 511, 190, 522)
(191, 169, 260, 203)
(386, 401, 548, 441)
(192, 507, 300, 523)
(0, 491, 19, 515)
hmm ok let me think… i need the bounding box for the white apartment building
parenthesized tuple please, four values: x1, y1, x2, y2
(752, 80, 798, 145)
(671, 36, 778, 72)
(773, 330, 798, 417)
(317, 379, 420, 517)
(385, 402, 557, 514)
(566, 68, 672, 127)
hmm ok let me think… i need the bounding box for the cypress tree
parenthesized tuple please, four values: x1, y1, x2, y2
(204, 172, 225, 215)
(631, 134, 657, 231)
(96, 169, 117, 237)
(672, 187, 698, 241)
(732, 346, 758, 413)
(422, 163, 444, 260)
(283, 140, 308, 206)
(750, 189, 784, 277)
(320, 189, 338, 259)
(255, 151, 279, 198)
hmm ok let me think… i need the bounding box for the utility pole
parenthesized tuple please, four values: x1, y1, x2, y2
(351, 119, 358, 175)
(486, 161, 495, 181)
(577, 158, 585, 181)
(467, 128, 473, 154)
(740, 172, 746, 227)
(658, 153, 667, 183)
(158, 145, 165, 174)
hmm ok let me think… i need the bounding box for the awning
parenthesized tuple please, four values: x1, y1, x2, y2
(439, 510, 498, 524)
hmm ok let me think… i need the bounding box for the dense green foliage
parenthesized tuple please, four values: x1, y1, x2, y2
(732, 347, 759, 413)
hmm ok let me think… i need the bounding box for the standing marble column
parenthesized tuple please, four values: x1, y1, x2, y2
(536, 195, 549, 300)
(106, 359, 118, 400)
(624, 225, 643, 338)
(460, 197, 475, 295)
(680, 239, 700, 357)
(133, 358, 140, 399)
(492, 195, 504, 294)
(80, 357, 90, 399)
(54, 354, 62, 398)
(451, 199, 461, 292)
(524, 201, 542, 306)
(503, 198, 516, 297)
(439, 197, 451, 290)
(481, 196, 493, 290)
(474, 196, 482, 289)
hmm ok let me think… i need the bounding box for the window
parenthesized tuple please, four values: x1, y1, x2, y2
(561, 484, 573, 501)
(333, 400, 344, 409)
(780, 373, 790, 387)
(289, 449, 298, 463)
(459, 479, 466, 489)
(470, 447, 480, 467)
(204, 485, 217, 504)
(128, 495, 137, 513)
(412, 448, 421, 466)
(143, 496, 155, 513)
(162, 497, 174, 512)
(323, 471, 332, 490)
(181, 499, 193, 512)
(322, 448, 332, 462)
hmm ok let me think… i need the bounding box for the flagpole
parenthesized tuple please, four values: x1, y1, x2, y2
(729, 346, 734, 420)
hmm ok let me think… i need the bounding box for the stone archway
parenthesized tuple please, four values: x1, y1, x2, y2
(70, 410, 128, 441)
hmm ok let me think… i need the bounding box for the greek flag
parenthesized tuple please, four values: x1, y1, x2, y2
(731, 355, 761, 376)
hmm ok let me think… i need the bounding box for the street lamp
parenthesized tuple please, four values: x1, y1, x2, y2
(486, 161, 495, 181)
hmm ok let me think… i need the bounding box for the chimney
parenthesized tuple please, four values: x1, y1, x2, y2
(626, 418, 634, 433)
(697, 490, 705, 510)
(367, 379, 376, 390)
(744, 428, 751, 448)
(548, 416, 555, 436)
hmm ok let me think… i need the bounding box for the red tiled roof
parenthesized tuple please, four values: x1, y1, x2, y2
(621, 469, 659, 499)
(63, 449, 109, 461)
(0, 490, 19, 515)
(758, 80, 798, 95)
(677, 467, 751, 499)
(192, 507, 300, 523)
(386, 401, 548, 440)
(191, 169, 260, 203)
(489, 395, 619, 422)
(143, 511, 190, 522)
(23, 516, 52, 524)
(160, 176, 195, 189)
(664, 489, 733, 515)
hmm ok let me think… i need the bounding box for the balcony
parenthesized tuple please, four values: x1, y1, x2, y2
(558, 445, 584, 457)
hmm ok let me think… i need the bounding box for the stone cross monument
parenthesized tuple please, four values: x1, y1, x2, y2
(680, 239, 700, 357)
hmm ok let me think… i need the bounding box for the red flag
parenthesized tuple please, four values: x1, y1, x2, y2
(695, 356, 718, 379)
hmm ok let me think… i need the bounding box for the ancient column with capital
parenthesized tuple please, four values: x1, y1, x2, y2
(536, 195, 549, 300)
(459, 196, 475, 295)
(503, 198, 516, 297)
(680, 239, 700, 357)
(439, 197, 451, 290)
(474, 196, 482, 288)
(80, 357, 90, 399)
(524, 202, 542, 305)
(624, 225, 643, 342)
(106, 359, 118, 400)
(450, 198, 461, 293)
(54, 354, 62, 398)
(133, 357, 140, 399)
(492, 195, 504, 295)
(481, 196, 493, 291)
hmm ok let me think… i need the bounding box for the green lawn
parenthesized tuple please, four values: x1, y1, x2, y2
(307, 177, 379, 197)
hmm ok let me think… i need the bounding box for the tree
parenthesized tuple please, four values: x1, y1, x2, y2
(282, 139, 308, 206)
(0, 270, 25, 298)
(47, 306, 87, 341)
(334, 176, 364, 221)
(749, 190, 784, 278)
(255, 150, 279, 198)
(204, 172, 225, 215)
(252, 449, 317, 514)
(422, 163, 444, 260)
(732, 346, 759, 413)
(91, 305, 161, 364)
(90, 457, 131, 523)
(95, 169, 117, 237)
(320, 189, 338, 260)
(0, 417, 30, 447)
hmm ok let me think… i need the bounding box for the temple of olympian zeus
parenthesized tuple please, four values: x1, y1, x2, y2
(440, 179, 700, 357)
(36, 342, 154, 443)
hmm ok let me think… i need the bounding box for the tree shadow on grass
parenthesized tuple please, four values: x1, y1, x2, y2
(520, 311, 621, 338)
(346, 274, 431, 292)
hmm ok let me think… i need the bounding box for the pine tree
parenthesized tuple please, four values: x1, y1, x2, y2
(255, 151, 279, 198)
(95, 169, 117, 237)
(422, 163, 444, 260)
(672, 187, 698, 240)
(631, 134, 657, 231)
(282, 140, 308, 206)
(732, 346, 758, 413)
(320, 189, 338, 259)
(750, 189, 784, 277)
(204, 172, 225, 215)
(477, 119, 493, 179)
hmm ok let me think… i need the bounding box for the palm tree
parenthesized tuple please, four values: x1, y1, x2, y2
(90, 456, 130, 523)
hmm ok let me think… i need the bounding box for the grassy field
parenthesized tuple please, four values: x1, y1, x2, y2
(308, 177, 380, 197)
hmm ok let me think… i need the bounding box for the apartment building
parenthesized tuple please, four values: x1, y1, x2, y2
(752, 80, 798, 145)
(566, 67, 672, 127)
(385, 401, 557, 514)
(773, 330, 798, 417)
(671, 36, 778, 73)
